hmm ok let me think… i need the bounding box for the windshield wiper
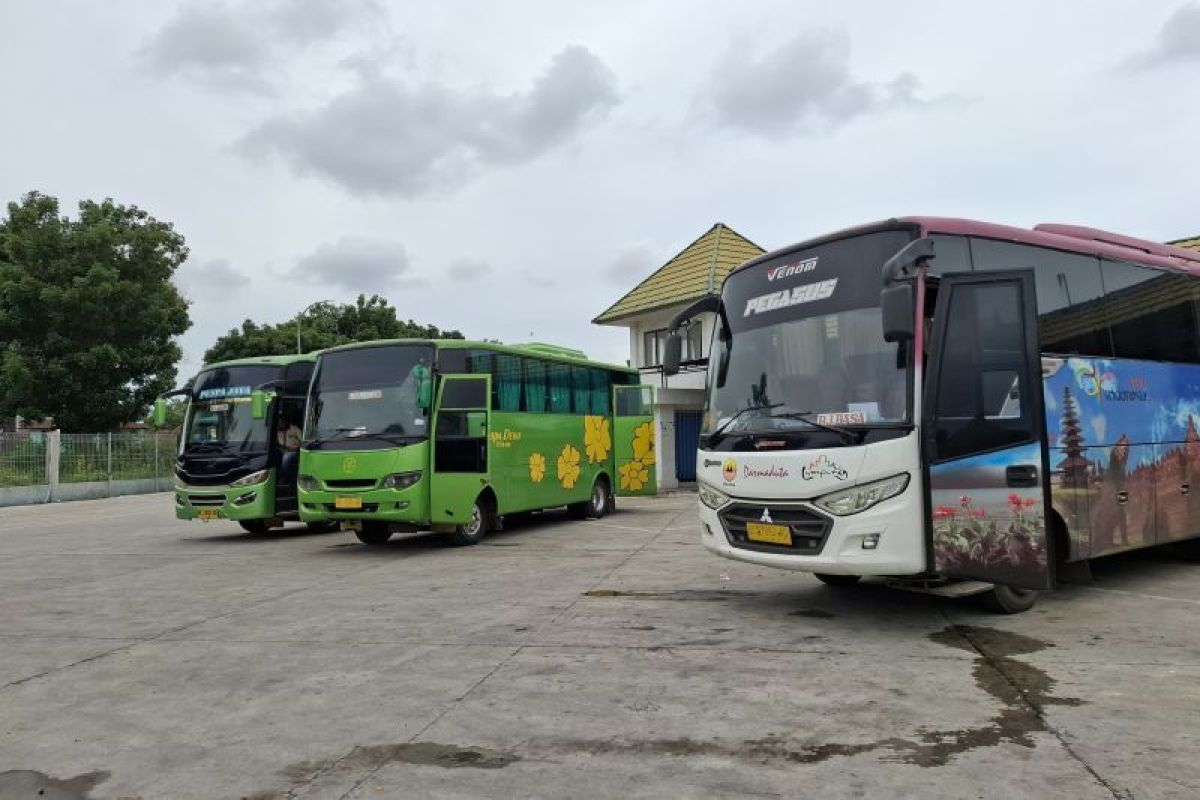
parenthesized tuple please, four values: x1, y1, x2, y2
(706, 402, 782, 444)
(307, 430, 414, 449)
(185, 442, 238, 455)
(768, 411, 861, 444)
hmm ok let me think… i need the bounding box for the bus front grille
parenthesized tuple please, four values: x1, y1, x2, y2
(324, 479, 378, 490)
(718, 503, 831, 555)
(187, 495, 225, 507)
(324, 503, 379, 513)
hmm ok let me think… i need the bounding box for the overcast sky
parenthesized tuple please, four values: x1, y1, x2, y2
(2, 1, 1198, 377)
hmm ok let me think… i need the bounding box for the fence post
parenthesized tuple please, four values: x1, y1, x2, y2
(107, 432, 113, 498)
(154, 433, 160, 491)
(46, 430, 61, 503)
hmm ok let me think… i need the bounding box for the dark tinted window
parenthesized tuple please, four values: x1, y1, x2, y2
(1103, 261, 1200, 363)
(441, 378, 487, 408)
(523, 358, 547, 412)
(192, 365, 280, 397)
(933, 281, 1033, 461)
(930, 234, 971, 274)
(970, 239, 1112, 358)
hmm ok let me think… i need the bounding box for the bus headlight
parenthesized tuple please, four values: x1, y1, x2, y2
(298, 475, 319, 492)
(698, 482, 730, 510)
(814, 473, 909, 516)
(230, 469, 270, 488)
(382, 471, 422, 490)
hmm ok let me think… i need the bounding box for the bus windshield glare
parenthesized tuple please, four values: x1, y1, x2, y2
(305, 344, 434, 446)
(705, 230, 913, 438)
(183, 365, 279, 454)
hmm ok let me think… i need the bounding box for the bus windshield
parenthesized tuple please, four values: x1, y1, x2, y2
(183, 365, 280, 454)
(305, 344, 434, 448)
(705, 230, 913, 438)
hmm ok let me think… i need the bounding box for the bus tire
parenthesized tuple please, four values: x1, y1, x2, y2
(239, 520, 271, 535)
(572, 477, 610, 520)
(814, 573, 861, 587)
(983, 584, 1040, 614)
(306, 522, 339, 534)
(355, 522, 393, 546)
(449, 499, 489, 546)
(1171, 538, 1200, 561)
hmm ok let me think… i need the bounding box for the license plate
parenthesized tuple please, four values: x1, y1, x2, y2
(197, 508, 221, 521)
(335, 496, 363, 510)
(746, 522, 792, 545)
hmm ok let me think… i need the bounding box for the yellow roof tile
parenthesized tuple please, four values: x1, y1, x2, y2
(1170, 236, 1200, 252)
(593, 223, 765, 325)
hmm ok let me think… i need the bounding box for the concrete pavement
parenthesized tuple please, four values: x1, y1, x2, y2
(1, 493, 1197, 798)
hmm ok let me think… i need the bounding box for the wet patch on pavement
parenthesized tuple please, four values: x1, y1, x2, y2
(0, 770, 110, 800)
(583, 589, 761, 601)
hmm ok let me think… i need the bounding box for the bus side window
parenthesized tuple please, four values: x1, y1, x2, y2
(523, 358, 547, 413)
(548, 364, 572, 413)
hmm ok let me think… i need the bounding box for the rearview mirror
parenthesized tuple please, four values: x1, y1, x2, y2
(417, 376, 433, 410)
(153, 398, 167, 427)
(251, 390, 268, 420)
(881, 284, 914, 342)
(663, 334, 683, 376)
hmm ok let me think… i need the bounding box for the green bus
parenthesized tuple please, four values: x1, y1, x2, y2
(156, 353, 330, 534)
(297, 340, 657, 545)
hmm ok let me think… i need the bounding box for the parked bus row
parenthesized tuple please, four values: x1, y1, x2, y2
(158, 341, 657, 546)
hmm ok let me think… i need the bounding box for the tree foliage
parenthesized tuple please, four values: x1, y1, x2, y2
(0, 192, 191, 431)
(202, 294, 464, 364)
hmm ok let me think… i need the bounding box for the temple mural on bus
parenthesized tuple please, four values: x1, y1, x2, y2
(1043, 356, 1200, 558)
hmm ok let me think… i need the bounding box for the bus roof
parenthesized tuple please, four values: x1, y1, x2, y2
(200, 352, 318, 371)
(731, 216, 1200, 279)
(317, 339, 636, 375)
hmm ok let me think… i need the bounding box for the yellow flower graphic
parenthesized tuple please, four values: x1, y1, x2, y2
(584, 415, 612, 463)
(529, 452, 546, 483)
(557, 444, 582, 489)
(619, 459, 649, 492)
(631, 422, 656, 466)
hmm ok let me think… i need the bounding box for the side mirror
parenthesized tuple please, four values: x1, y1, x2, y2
(153, 398, 168, 427)
(881, 284, 915, 342)
(417, 377, 433, 410)
(251, 390, 268, 420)
(663, 334, 683, 376)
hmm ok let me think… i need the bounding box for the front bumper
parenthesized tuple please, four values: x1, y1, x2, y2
(174, 480, 277, 522)
(696, 491, 925, 576)
(298, 483, 428, 524)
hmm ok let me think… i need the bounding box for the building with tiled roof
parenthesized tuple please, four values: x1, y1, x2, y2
(594, 223, 765, 488)
(1169, 235, 1200, 252)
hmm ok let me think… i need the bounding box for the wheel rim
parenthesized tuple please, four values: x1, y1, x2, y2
(464, 505, 482, 536)
(592, 484, 605, 513)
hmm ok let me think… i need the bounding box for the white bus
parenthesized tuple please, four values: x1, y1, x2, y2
(665, 217, 1200, 612)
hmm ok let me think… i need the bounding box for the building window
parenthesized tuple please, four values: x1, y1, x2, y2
(642, 320, 704, 368)
(642, 329, 667, 367)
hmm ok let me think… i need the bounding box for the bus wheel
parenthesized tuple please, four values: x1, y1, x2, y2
(983, 585, 1040, 614)
(355, 522, 393, 546)
(449, 499, 489, 546)
(814, 573, 860, 587)
(306, 522, 339, 534)
(239, 520, 271, 535)
(572, 477, 610, 520)
(1171, 538, 1200, 561)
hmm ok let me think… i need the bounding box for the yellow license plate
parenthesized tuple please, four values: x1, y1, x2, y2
(197, 508, 221, 521)
(746, 522, 792, 545)
(335, 496, 363, 510)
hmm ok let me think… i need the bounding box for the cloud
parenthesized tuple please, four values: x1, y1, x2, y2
(175, 258, 250, 298)
(1090, 413, 1106, 444)
(520, 269, 556, 288)
(700, 29, 936, 138)
(138, 3, 268, 92)
(447, 259, 492, 279)
(138, 0, 383, 91)
(604, 245, 659, 284)
(1122, 3, 1200, 70)
(240, 45, 620, 196)
(288, 237, 421, 292)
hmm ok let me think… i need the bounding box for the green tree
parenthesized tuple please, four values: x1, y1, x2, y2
(202, 294, 463, 363)
(0, 192, 191, 431)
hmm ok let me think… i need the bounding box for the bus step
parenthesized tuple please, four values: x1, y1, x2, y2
(887, 579, 994, 598)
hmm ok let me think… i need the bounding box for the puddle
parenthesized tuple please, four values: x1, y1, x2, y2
(789, 608, 836, 619)
(251, 743, 519, 799)
(540, 625, 1083, 768)
(583, 589, 760, 601)
(0, 770, 109, 800)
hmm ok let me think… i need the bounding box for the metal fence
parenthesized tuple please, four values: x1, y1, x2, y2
(0, 431, 177, 506)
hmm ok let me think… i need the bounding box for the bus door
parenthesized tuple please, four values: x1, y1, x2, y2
(923, 270, 1052, 590)
(613, 385, 657, 497)
(431, 374, 491, 524)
